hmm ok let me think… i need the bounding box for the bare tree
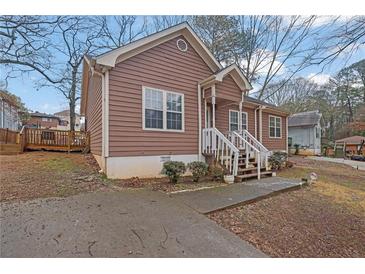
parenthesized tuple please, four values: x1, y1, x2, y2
(151, 16, 187, 32)
(0, 16, 62, 84)
(312, 16, 365, 67)
(47, 16, 104, 131)
(190, 16, 243, 64)
(97, 16, 148, 49)
(233, 16, 320, 99)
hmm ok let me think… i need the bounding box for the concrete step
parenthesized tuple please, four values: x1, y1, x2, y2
(235, 171, 273, 181)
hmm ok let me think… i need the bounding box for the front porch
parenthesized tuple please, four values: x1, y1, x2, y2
(198, 65, 273, 182)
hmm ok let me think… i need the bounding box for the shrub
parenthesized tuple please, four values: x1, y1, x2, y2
(161, 161, 186, 184)
(187, 161, 208, 182)
(269, 151, 288, 170)
(209, 166, 225, 182)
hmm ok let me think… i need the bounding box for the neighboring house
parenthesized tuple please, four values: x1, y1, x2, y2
(334, 135, 365, 157)
(81, 22, 289, 180)
(26, 112, 60, 129)
(288, 110, 322, 155)
(0, 90, 21, 131)
(54, 109, 82, 131)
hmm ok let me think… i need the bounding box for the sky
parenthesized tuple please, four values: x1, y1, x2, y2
(2, 15, 364, 114)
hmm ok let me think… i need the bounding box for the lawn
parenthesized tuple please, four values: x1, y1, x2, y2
(209, 156, 365, 257)
(0, 151, 110, 202)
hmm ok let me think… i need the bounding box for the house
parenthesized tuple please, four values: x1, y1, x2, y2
(0, 90, 21, 131)
(26, 112, 61, 129)
(334, 135, 365, 157)
(54, 109, 82, 131)
(288, 110, 322, 155)
(81, 22, 289, 180)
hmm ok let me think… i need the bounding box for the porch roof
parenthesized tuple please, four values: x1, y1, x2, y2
(199, 64, 253, 92)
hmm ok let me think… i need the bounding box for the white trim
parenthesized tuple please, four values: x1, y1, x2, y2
(286, 116, 289, 153)
(229, 109, 248, 132)
(101, 72, 105, 158)
(269, 114, 282, 139)
(142, 86, 185, 132)
(176, 38, 188, 52)
(105, 70, 109, 158)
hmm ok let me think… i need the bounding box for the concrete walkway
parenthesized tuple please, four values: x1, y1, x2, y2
(171, 177, 305, 214)
(0, 190, 265, 258)
(308, 156, 365, 171)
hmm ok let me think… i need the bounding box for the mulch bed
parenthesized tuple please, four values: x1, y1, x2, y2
(112, 176, 226, 193)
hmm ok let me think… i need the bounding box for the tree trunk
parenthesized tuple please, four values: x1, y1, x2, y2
(69, 67, 78, 131)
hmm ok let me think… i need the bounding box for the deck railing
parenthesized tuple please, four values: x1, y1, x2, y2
(202, 127, 239, 176)
(24, 128, 89, 151)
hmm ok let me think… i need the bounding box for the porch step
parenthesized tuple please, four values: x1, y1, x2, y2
(235, 171, 273, 181)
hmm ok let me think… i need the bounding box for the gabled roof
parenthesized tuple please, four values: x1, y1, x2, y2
(94, 22, 221, 72)
(335, 135, 365, 144)
(288, 110, 322, 127)
(200, 64, 253, 91)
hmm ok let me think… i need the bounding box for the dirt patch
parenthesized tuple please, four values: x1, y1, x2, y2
(0, 151, 110, 202)
(208, 156, 365, 257)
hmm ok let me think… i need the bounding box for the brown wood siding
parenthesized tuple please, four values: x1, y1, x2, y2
(108, 35, 213, 157)
(261, 111, 287, 151)
(215, 75, 242, 101)
(86, 73, 103, 155)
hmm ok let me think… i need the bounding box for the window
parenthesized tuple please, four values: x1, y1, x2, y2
(42, 117, 49, 122)
(143, 87, 184, 131)
(229, 110, 248, 131)
(269, 115, 282, 138)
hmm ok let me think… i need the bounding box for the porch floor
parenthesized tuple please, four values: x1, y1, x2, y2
(170, 177, 307, 214)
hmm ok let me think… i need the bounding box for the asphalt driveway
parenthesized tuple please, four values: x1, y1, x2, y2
(0, 190, 265, 258)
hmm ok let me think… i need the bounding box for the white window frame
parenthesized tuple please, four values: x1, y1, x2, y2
(269, 115, 282, 139)
(229, 110, 248, 132)
(142, 86, 185, 132)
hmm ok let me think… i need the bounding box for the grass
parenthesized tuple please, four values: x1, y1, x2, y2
(43, 156, 79, 173)
(278, 156, 365, 214)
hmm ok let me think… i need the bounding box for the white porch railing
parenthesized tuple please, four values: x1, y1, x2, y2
(228, 131, 262, 179)
(237, 129, 271, 171)
(202, 127, 239, 176)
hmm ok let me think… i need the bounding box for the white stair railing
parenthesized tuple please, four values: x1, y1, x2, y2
(202, 127, 239, 176)
(238, 129, 271, 170)
(228, 131, 262, 179)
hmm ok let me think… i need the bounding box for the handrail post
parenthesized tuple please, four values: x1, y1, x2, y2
(257, 151, 261, 179)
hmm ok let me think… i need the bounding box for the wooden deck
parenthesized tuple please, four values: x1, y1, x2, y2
(0, 128, 90, 154)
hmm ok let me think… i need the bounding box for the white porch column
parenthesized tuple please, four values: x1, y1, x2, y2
(238, 101, 242, 132)
(259, 106, 263, 143)
(211, 85, 216, 128)
(198, 84, 202, 161)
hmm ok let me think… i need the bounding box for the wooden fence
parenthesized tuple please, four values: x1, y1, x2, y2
(0, 127, 89, 154)
(0, 128, 19, 144)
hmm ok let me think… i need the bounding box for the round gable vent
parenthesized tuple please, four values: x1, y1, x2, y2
(176, 39, 188, 52)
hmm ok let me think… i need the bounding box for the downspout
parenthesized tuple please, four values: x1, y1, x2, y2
(212, 84, 216, 128)
(286, 116, 289, 154)
(197, 83, 202, 161)
(259, 106, 263, 143)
